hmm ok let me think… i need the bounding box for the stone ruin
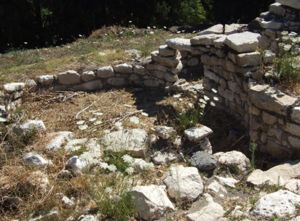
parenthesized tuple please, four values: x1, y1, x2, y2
(2, 0, 300, 159)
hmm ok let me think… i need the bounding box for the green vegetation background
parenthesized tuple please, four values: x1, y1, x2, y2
(0, 0, 273, 51)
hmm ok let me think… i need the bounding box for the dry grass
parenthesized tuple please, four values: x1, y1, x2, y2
(278, 81, 300, 96)
(22, 89, 157, 138)
(0, 26, 193, 84)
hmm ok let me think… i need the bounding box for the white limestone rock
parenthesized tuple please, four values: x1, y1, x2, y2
(15, 120, 46, 135)
(251, 190, 300, 219)
(81, 71, 96, 82)
(130, 185, 174, 220)
(186, 194, 224, 221)
(23, 152, 52, 167)
(113, 63, 133, 74)
(64, 138, 102, 172)
(57, 70, 81, 85)
(191, 34, 223, 46)
(96, 66, 114, 78)
(164, 165, 203, 201)
(277, 0, 300, 9)
(36, 75, 55, 86)
(214, 151, 251, 173)
(291, 106, 300, 124)
(166, 38, 192, 51)
(66, 156, 86, 172)
(151, 151, 177, 165)
(3, 82, 25, 93)
(77, 214, 99, 221)
(225, 32, 261, 53)
(184, 126, 213, 142)
(249, 84, 297, 116)
(247, 161, 300, 186)
(207, 180, 228, 196)
(46, 131, 74, 151)
(155, 126, 176, 139)
(131, 158, 154, 172)
(129, 116, 140, 125)
(101, 129, 148, 157)
(198, 24, 224, 35)
(215, 176, 239, 188)
(285, 179, 300, 194)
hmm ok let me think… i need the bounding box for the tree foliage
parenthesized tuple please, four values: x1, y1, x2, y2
(0, 0, 273, 51)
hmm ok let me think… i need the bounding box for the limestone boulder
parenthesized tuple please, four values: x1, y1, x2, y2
(184, 126, 213, 142)
(96, 66, 114, 78)
(23, 152, 52, 167)
(58, 70, 81, 85)
(46, 131, 74, 151)
(251, 190, 300, 219)
(190, 151, 217, 172)
(3, 82, 25, 93)
(129, 185, 174, 220)
(186, 194, 224, 221)
(163, 165, 204, 202)
(214, 151, 250, 173)
(100, 129, 148, 157)
(247, 161, 300, 186)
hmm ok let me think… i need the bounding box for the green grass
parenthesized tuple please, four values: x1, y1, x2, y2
(0, 26, 192, 84)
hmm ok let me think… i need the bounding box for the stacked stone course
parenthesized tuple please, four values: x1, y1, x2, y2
(2, 0, 300, 158)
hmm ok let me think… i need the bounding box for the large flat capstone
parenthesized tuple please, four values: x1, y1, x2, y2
(225, 31, 260, 53)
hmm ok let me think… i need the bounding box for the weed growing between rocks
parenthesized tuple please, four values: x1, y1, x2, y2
(175, 106, 204, 134)
(88, 174, 135, 221)
(273, 31, 300, 95)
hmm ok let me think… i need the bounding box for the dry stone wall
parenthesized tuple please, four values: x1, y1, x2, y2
(2, 0, 300, 159)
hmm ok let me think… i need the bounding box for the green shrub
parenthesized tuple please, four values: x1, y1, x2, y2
(274, 32, 300, 83)
(104, 151, 130, 173)
(176, 107, 204, 134)
(89, 175, 134, 221)
(274, 54, 300, 82)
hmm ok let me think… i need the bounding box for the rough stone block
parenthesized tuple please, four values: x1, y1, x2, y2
(81, 71, 96, 82)
(291, 107, 300, 124)
(249, 85, 297, 116)
(166, 38, 192, 51)
(285, 123, 300, 137)
(113, 63, 133, 74)
(96, 66, 115, 78)
(236, 52, 262, 67)
(159, 45, 177, 57)
(72, 80, 103, 91)
(262, 112, 277, 125)
(191, 34, 222, 46)
(106, 77, 127, 86)
(151, 51, 179, 68)
(58, 70, 81, 85)
(225, 32, 261, 53)
(36, 75, 55, 86)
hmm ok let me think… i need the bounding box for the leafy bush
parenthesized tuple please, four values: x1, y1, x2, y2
(274, 32, 300, 83)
